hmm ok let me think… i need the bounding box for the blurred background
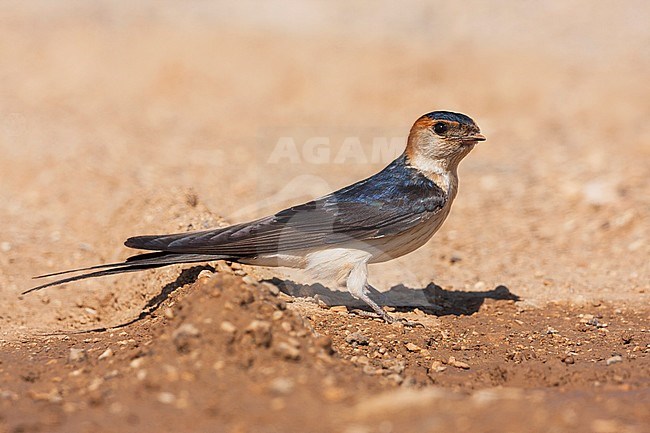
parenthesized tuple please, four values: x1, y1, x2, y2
(0, 1, 648, 333)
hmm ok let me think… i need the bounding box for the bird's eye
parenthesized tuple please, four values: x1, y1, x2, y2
(433, 122, 448, 135)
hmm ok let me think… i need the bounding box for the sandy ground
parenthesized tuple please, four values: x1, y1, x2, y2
(0, 1, 649, 432)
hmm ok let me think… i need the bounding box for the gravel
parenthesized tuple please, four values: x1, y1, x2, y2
(345, 332, 370, 346)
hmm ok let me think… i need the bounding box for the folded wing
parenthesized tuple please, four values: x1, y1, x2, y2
(126, 157, 447, 257)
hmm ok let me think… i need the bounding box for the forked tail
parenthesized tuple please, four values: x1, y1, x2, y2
(23, 251, 229, 295)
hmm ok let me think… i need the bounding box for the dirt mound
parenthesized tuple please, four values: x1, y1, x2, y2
(1, 269, 648, 432)
(1, 270, 358, 432)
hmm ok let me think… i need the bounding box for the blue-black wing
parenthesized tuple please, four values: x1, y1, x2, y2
(125, 155, 447, 256)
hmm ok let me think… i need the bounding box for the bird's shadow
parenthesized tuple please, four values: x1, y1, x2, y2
(52, 265, 215, 335)
(56, 268, 517, 335)
(266, 277, 519, 317)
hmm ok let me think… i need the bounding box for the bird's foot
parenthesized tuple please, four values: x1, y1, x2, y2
(393, 317, 425, 328)
(350, 308, 424, 327)
(349, 308, 386, 321)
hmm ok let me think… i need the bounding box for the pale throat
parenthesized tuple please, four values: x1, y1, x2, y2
(408, 152, 460, 199)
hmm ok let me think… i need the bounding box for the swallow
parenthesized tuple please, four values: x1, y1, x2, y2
(24, 111, 485, 323)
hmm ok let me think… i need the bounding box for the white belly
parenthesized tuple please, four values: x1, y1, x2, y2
(367, 205, 450, 263)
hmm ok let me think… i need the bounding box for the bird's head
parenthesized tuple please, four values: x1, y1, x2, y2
(405, 111, 485, 173)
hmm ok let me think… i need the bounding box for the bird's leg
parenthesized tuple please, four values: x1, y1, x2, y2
(360, 284, 423, 327)
(354, 287, 396, 324)
(345, 260, 393, 322)
(345, 260, 421, 326)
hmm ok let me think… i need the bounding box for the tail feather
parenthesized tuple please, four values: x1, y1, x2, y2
(24, 252, 229, 295)
(34, 260, 135, 280)
(124, 230, 215, 251)
(33, 252, 192, 280)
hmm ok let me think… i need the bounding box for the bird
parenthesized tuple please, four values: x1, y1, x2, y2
(24, 111, 485, 323)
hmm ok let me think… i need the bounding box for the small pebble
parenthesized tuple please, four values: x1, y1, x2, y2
(586, 317, 607, 328)
(345, 332, 369, 346)
(449, 255, 462, 263)
(219, 320, 237, 343)
(280, 321, 293, 332)
(429, 360, 447, 373)
(98, 348, 113, 360)
(0, 242, 11, 252)
(261, 282, 280, 296)
(78, 242, 93, 252)
(606, 355, 623, 366)
(314, 335, 334, 355)
(627, 239, 643, 251)
(448, 356, 470, 369)
(562, 356, 575, 365)
(68, 348, 87, 362)
(220, 321, 237, 334)
(87, 377, 103, 391)
(386, 373, 404, 384)
(269, 377, 294, 395)
(197, 270, 214, 280)
(582, 179, 617, 205)
(157, 392, 176, 404)
(405, 342, 421, 352)
(354, 355, 370, 365)
(129, 358, 145, 369)
(384, 360, 405, 374)
(172, 323, 201, 352)
(316, 298, 328, 308)
(245, 320, 273, 347)
(29, 389, 62, 404)
(242, 275, 257, 285)
(173, 323, 200, 339)
(274, 342, 300, 360)
(237, 287, 255, 305)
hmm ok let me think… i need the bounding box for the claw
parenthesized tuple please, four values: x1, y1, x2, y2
(395, 317, 425, 328)
(349, 308, 424, 327)
(349, 308, 387, 321)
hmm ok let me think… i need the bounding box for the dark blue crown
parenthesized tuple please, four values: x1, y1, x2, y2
(422, 111, 475, 126)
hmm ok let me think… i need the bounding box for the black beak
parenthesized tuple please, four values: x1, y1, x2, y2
(465, 133, 486, 142)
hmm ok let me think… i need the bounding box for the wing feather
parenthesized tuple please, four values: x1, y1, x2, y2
(125, 155, 447, 257)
